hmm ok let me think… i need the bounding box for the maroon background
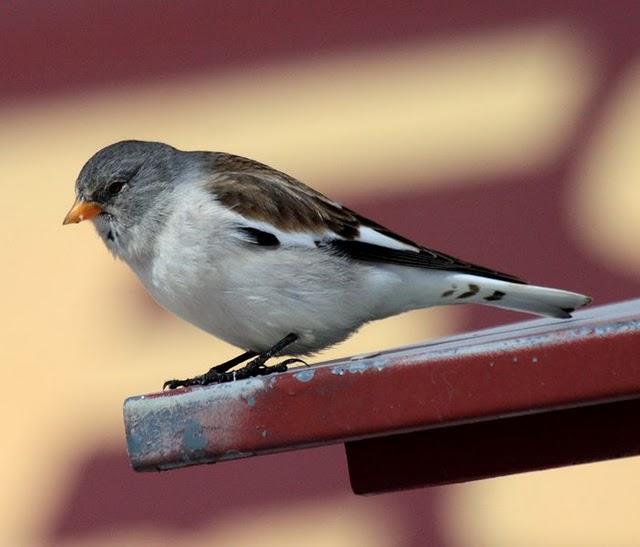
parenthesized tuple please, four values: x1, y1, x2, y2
(5, 1, 638, 545)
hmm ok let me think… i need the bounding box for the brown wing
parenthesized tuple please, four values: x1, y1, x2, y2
(206, 153, 361, 238)
(204, 153, 526, 284)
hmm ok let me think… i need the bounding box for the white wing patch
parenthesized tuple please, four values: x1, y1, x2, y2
(356, 226, 420, 252)
(233, 217, 322, 247)
(234, 216, 423, 253)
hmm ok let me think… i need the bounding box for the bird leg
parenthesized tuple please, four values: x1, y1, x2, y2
(210, 350, 258, 373)
(163, 333, 299, 389)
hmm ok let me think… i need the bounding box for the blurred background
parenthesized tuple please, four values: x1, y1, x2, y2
(2, 1, 640, 546)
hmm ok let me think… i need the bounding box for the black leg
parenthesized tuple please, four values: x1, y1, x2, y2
(163, 334, 299, 389)
(210, 350, 258, 373)
(238, 333, 299, 374)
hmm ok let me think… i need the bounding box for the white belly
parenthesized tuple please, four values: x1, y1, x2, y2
(135, 242, 394, 354)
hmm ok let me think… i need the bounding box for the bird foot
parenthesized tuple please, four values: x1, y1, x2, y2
(163, 359, 300, 390)
(163, 333, 301, 390)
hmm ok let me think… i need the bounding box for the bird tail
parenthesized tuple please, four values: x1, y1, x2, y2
(443, 274, 591, 318)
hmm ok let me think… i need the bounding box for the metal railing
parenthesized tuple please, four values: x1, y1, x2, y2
(124, 299, 640, 494)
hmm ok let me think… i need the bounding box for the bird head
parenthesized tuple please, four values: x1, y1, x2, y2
(63, 140, 179, 252)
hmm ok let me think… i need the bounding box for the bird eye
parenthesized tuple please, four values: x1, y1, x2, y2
(100, 165, 141, 201)
(105, 179, 126, 197)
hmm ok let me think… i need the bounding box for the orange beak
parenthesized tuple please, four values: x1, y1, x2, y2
(62, 199, 103, 225)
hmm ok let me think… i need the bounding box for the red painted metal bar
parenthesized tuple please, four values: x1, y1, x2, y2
(124, 299, 640, 494)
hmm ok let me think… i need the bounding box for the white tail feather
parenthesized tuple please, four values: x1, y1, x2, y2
(443, 274, 591, 318)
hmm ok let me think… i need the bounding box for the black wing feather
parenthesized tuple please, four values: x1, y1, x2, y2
(325, 239, 526, 284)
(237, 226, 280, 247)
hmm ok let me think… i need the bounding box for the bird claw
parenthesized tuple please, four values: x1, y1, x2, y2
(162, 375, 205, 390)
(163, 360, 298, 389)
(277, 358, 308, 368)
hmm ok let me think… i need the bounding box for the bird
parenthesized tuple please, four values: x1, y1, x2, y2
(63, 140, 591, 388)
